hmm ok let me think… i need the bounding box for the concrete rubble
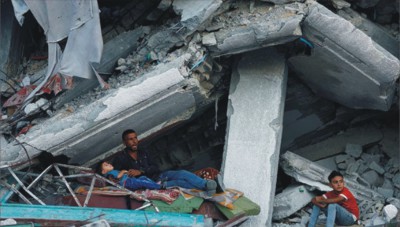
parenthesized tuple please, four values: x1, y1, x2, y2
(0, 0, 399, 226)
(278, 150, 400, 226)
(0, 53, 218, 166)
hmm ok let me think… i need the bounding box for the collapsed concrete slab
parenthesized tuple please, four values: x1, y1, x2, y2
(54, 27, 150, 109)
(221, 47, 287, 226)
(207, 3, 304, 57)
(289, 2, 400, 111)
(172, 0, 223, 35)
(281, 151, 385, 203)
(293, 123, 383, 161)
(273, 184, 316, 220)
(338, 7, 399, 58)
(0, 54, 215, 167)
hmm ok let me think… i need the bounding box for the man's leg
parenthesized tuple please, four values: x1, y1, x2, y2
(308, 205, 321, 227)
(160, 170, 207, 189)
(125, 177, 161, 190)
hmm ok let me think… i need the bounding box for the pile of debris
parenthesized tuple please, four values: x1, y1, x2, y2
(273, 149, 399, 226)
(0, 0, 398, 226)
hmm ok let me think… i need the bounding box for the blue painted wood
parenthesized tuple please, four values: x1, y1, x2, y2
(0, 203, 205, 226)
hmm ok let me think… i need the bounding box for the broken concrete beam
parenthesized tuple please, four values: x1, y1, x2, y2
(53, 27, 149, 110)
(338, 7, 399, 58)
(0, 54, 214, 167)
(281, 151, 385, 203)
(172, 0, 222, 35)
(293, 123, 383, 161)
(273, 184, 316, 220)
(288, 2, 400, 111)
(208, 3, 304, 57)
(221, 47, 287, 226)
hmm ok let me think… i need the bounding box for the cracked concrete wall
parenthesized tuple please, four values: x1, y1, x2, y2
(221, 47, 287, 226)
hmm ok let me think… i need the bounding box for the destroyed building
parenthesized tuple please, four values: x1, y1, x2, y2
(0, 0, 399, 226)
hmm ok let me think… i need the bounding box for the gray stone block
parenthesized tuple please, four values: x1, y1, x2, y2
(369, 161, 385, 175)
(361, 170, 383, 187)
(345, 144, 363, 158)
(288, 2, 400, 111)
(273, 185, 316, 220)
(377, 187, 394, 198)
(361, 153, 381, 164)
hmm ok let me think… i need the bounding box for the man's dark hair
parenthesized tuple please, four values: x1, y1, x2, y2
(122, 129, 136, 141)
(328, 170, 343, 182)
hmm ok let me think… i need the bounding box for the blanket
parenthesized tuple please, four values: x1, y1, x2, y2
(180, 188, 243, 210)
(74, 186, 180, 204)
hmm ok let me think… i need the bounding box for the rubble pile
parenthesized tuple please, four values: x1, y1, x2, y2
(0, 0, 398, 226)
(273, 148, 399, 226)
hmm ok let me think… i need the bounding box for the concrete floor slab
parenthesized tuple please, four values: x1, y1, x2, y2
(289, 2, 400, 111)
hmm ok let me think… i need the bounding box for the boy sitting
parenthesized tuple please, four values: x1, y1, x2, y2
(98, 161, 161, 191)
(308, 170, 359, 227)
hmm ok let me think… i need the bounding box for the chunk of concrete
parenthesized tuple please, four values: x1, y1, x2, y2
(273, 185, 316, 220)
(221, 47, 287, 226)
(316, 157, 338, 172)
(202, 32, 217, 46)
(172, 0, 222, 34)
(281, 151, 385, 202)
(361, 153, 381, 164)
(0, 54, 215, 166)
(361, 170, 383, 187)
(379, 127, 400, 159)
(209, 3, 304, 57)
(293, 123, 383, 161)
(288, 2, 400, 111)
(338, 7, 399, 57)
(54, 27, 148, 109)
(369, 161, 385, 175)
(345, 144, 363, 158)
(346, 161, 361, 174)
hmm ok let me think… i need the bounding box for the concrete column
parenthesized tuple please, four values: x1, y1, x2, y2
(221, 47, 287, 226)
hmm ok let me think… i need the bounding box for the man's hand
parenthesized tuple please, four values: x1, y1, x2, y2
(127, 169, 142, 177)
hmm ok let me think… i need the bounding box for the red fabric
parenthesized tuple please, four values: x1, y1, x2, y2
(324, 187, 359, 220)
(194, 167, 219, 180)
(3, 85, 37, 107)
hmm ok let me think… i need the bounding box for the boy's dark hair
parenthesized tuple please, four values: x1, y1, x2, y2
(328, 170, 343, 182)
(95, 161, 105, 175)
(122, 129, 136, 141)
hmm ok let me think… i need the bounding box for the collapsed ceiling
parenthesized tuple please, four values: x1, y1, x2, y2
(0, 0, 399, 226)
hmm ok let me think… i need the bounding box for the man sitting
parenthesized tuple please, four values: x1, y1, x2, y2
(112, 129, 217, 196)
